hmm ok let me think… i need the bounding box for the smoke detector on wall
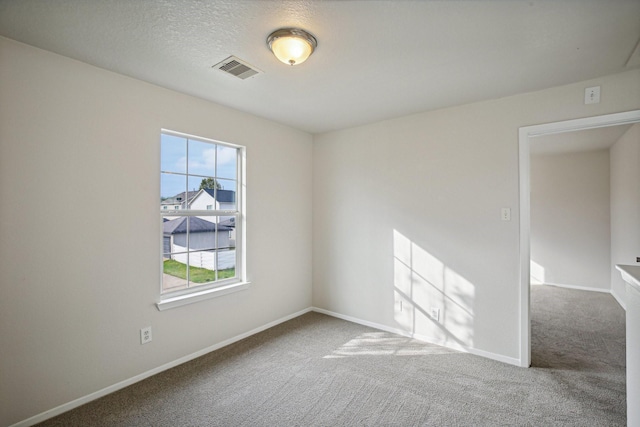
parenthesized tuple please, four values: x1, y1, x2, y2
(212, 56, 262, 80)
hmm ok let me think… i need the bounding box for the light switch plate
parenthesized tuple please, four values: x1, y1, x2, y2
(585, 86, 600, 104)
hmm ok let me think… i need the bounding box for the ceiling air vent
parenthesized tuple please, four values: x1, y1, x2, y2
(212, 56, 262, 80)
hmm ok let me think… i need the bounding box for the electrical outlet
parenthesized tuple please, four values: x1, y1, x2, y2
(636, 257, 640, 263)
(430, 307, 440, 322)
(140, 326, 152, 345)
(501, 208, 511, 221)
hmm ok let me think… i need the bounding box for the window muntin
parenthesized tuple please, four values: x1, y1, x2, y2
(160, 131, 242, 295)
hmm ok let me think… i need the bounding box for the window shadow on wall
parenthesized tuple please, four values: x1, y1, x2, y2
(392, 230, 475, 349)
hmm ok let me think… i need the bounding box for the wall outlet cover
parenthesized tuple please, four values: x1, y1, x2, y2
(140, 326, 152, 344)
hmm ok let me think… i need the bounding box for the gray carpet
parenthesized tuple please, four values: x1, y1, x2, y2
(37, 285, 626, 426)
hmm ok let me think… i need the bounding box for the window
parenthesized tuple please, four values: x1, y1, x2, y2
(160, 130, 245, 303)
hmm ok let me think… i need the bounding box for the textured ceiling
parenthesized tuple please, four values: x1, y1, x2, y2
(1, 0, 639, 134)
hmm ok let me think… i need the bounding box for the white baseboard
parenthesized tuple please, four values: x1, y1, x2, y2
(311, 307, 521, 367)
(14, 304, 526, 426)
(11, 307, 313, 427)
(537, 282, 611, 293)
(535, 282, 626, 309)
(610, 288, 626, 310)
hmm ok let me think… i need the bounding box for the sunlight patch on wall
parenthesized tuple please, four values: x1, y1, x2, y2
(393, 230, 475, 348)
(530, 260, 546, 285)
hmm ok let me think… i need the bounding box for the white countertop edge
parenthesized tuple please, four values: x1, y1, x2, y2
(616, 264, 640, 292)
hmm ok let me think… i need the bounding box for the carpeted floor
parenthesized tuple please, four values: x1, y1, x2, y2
(37, 285, 626, 426)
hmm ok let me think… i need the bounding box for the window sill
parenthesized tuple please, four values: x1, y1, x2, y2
(156, 281, 250, 311)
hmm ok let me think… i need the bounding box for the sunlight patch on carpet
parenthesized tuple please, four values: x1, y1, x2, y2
(324, 331, 459, 358)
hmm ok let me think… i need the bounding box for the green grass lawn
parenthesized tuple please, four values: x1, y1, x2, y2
(163, 259, 235, 283)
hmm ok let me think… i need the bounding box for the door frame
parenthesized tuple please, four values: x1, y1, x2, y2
(518, 109, 640, 367)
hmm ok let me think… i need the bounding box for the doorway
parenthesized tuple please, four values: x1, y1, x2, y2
(518, 109, 640, 367)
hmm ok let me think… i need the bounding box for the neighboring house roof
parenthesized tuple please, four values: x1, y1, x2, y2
(219, 217, 236, 228)
(161, 190, 199, 206)
(163, 217, 234, 235)
(201, 188, 235, 203)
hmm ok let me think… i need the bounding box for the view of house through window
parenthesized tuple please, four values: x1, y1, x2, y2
(160, 131, 241, 294)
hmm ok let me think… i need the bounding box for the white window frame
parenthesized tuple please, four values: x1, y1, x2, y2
(157, 129, 248, 311)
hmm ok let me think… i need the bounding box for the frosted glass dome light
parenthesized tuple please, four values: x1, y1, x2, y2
(267, 28, 317, 66)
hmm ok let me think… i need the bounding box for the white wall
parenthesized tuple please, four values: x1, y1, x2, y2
(611, 124, 640, 305)
(0, 37, 312, 426)
(530, 150, 611, 290)
(313, 69, 640, 363)
(2, 34, 639, 426)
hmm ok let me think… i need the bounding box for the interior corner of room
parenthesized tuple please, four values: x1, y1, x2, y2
(1, 1, 640, 426)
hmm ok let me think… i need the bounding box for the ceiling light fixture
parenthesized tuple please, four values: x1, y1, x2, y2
(267, 28, 317, 66)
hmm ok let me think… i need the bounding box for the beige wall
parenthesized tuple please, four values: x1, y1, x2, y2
(313, 69, 640, 362)
(0, 38, 313, 426)
(611, 124, 640, 305)
(530, 150, 611, 290)
(3, 32, 640, 425)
